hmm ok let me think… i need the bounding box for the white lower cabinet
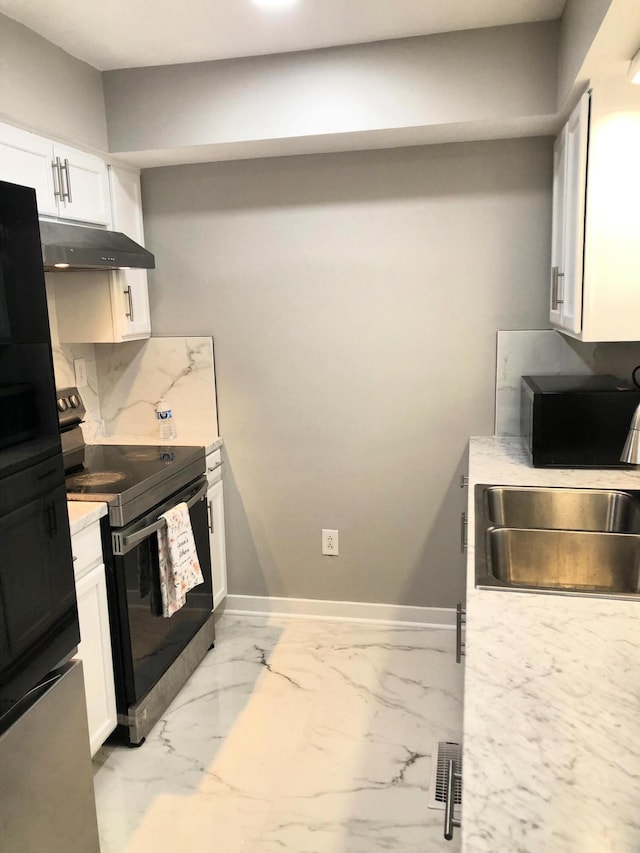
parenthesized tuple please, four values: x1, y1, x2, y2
(206, 450, 227, 610)
(71, 521, 117, 756)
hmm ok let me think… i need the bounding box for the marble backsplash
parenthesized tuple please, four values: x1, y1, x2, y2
(495, 330, 640, 435)
(95, 336, 218, 443)
(50, 309, 217, 450)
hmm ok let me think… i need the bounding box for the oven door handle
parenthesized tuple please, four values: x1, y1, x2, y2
(114, 480, 208, 556)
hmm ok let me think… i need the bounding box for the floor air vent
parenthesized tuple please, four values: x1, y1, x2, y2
(427, 740, 462, 811)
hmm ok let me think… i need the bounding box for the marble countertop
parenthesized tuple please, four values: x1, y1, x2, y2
(66, 500, 108, 536)
(462, 437, 640, 853)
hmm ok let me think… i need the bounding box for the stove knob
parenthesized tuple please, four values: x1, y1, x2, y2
(69, 394, 80, 408)
(57, 398, 68, 412)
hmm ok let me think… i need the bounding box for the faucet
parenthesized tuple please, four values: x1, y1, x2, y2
(621, 402, 640, 464)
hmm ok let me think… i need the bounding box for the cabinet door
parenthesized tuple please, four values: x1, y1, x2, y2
(207, 480, 227, 610)
(0, 481, 75, 663)
(0, 493, 54, 660)
(549, 92, 589, 335)
(110, 270, 151, 340)
(108, 165, 151, 340)
(0, 123, 58, 217)
(560, 93, 589, 334)
(75, 564, 117, 756)
(550, 126, 567, 328)
(53, 143, 111, 226)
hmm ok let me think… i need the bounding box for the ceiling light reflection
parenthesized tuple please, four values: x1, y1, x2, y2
(252, 0, 298, 8)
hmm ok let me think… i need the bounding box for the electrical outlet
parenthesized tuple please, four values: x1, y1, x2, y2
(322, 529, 339, 556)
(73, 358, 87, 388)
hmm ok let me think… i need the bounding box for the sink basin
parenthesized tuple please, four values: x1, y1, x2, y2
(474, 484, 640, 598)
(486, 527, 640, 594)
(484, 486, 640, 533)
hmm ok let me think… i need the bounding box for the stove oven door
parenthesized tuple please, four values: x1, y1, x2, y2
(105, 476, 213, 711)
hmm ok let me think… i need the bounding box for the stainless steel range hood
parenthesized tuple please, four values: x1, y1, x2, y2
(40, 220, 155, 271)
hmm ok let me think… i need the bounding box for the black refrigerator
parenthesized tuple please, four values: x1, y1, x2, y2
(0, 181, 100, 851)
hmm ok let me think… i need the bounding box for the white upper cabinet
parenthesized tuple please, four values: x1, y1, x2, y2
(0, 123, 58, 217)
(550, 78, 640, 341)
(53, 142, 111, 225)
(54, 166, 152, 344)
(550, 93, 588, 335)
(0, 123, 110, 225)
(108, 165, 151, 341)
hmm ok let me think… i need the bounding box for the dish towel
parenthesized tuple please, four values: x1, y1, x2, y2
(157, 502, 204, 617)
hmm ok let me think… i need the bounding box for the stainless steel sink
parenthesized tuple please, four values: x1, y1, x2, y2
(487, 527, 640, 593)
(484, 486, 640, 533)
(475, 484, 640, 598)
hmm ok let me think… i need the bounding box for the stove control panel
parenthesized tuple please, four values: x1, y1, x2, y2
(56, 386, 86, 430)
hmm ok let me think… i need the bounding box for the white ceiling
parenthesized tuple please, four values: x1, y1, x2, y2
(0, 0, 566, 71)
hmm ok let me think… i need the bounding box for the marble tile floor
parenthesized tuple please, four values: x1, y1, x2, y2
(93, 614, 464, 852)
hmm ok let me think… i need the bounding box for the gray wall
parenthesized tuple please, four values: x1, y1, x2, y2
(557, 0, 613, 108)
(0, 13, 108, 151)
(142, 138, 552, 608)
(105, 23, 558, 163)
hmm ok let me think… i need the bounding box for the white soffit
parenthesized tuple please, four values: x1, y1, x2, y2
(0, 0, 566, 71)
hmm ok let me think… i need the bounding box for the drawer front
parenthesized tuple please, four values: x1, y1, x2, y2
(71, 522, 102, 580)
(206, 450, 223, 487)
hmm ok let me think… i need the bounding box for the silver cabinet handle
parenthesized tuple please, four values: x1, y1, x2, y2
(556, 270, 564, 305)
(124, 286, 134, 320)
(456, 603, 466, 664)
(207, 461, 223, 475)
(551, 266, 565, 309)
(444, 758, 462, 840)
(207, 499, 214, 534)
(460, 512, 467, 553)
(60, 157, 72, 202)
(51, 158, 63, 199)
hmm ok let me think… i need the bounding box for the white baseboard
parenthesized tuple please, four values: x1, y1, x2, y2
(223, 595, 456, 628)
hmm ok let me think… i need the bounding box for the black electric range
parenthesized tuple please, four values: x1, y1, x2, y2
(58, 387, 214, 747)
(65, 443, 206, 527)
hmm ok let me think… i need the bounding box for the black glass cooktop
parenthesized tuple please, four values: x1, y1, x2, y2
(65, 444, 206, 526)
(66, 444, 203, 494)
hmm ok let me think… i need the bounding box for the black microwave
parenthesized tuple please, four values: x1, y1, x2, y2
(521, 374, 640, 468)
